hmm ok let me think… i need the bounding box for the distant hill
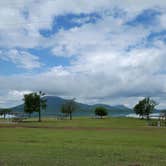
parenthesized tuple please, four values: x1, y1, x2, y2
(11, 96, 133, 117)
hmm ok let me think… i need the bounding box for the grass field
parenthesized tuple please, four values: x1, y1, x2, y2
(0, 117, 165, 166)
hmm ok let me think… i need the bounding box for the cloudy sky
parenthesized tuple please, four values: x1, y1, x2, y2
(0, 0, 166, 108)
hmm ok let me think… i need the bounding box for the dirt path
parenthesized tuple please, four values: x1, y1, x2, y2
(0, 124, 164, 131)
(0, 125, 114, 130)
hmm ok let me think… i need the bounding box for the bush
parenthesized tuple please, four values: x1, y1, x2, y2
(95, 107, 108, 119)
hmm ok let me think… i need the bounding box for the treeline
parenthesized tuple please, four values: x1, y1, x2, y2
(1, 91, 166, 123)
(22, 92, 166, 122)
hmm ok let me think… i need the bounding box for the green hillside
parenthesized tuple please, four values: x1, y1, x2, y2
(11, 96, 133, 117)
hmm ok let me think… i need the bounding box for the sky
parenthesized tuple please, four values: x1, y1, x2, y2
(0, 0, 166, 109)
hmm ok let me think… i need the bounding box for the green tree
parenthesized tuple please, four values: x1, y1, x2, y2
(24, 93, 36, 117)
(61, 98, 76, 120)
(134, 97, 157, 120)
(133, 100, 145, 119)
(0, 109, 12, 119)
(95, 107, 108, 119)
(24, 91, 47, 122)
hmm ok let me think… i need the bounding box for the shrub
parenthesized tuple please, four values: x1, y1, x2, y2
(95, 107, 108, 119)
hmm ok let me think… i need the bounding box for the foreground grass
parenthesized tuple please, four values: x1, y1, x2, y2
(0, 118, 165, 166)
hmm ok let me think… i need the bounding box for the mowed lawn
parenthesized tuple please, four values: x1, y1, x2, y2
(0, 118, 165, 166)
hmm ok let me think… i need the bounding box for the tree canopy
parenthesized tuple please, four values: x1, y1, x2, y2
(134, 97, 157, 119)
(24, 91, 47, 122)
(95, 107, 108, 118)
(61, 98, 76, 120)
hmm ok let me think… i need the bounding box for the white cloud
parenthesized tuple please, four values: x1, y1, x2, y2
(0, 43, 166, 108)
(0, 90, 31, 108)
(0, 0, 165, 48)
(0, 0, 166, 108)
(51, 15, 149, 57)
(0, 49, 42, 69)
(159, 13, 166, 28)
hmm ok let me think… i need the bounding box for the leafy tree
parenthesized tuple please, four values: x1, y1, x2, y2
(134, 97, 157, 120)
(61, 98, 76, 120)
(0, 109, 12, 119)
(95, 107, 108, 119)
(133, 100, 145, 119)
(24, 93, 36, 117)
(24, 91, 47, 122)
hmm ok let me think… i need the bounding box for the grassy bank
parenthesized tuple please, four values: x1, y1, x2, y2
(0, 118, 165, 166)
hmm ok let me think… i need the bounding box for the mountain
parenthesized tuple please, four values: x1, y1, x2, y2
(11, 96, 133, 117)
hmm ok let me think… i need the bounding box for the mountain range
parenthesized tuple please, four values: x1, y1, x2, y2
(11, 96, 133, 117)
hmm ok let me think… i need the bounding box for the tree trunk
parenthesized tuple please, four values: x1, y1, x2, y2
(147, 115, 150, 120)
(38, 110, 41, 122)
(69, 112, 72, 120)
(4, 113, 6, 119)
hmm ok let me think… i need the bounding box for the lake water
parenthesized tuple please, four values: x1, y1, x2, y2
(0, 113, 161, 119)
(0, 114, 16, 119)
(126, 113, 161, 119)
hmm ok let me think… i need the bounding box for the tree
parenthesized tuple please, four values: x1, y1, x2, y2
(133, 100, 145, 119)
(0, 109, 12, 119)
(61, 98, 76, 120)
(24, 93, 36, 117)
(24, 91, 47, 122)
(134, 97, 157, 120)
(95, 107, 108, 119)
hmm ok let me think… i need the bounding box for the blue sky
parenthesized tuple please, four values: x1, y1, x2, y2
(0, 0, 166, 108)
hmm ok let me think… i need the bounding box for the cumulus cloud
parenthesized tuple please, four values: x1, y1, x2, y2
(1, 43, 166, 108)
(159, 13, 166, 28)
(0, 0, 165, 48)
(0, 49, 42, 69)
(0, 0, 166, 108)
(0, 90, 31, 108)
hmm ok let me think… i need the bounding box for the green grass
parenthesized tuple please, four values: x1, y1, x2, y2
(0, 118, 165, 166)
